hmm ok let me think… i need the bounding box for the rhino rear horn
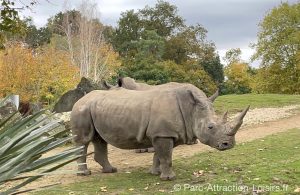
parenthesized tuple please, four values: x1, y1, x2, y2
(208, 90, 219, 102)
(222, 111, 228, 123)
(227, 105, 250, 135)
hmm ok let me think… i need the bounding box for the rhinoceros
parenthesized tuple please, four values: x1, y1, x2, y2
(71, 83, 249, 180)
(53, 77, 107, 113)
(115, 77, 209, 153)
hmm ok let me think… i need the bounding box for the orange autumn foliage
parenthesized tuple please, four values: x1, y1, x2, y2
(0, 44, 80, 103)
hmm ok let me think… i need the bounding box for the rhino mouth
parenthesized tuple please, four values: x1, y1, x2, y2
(216, 142, 233, 151)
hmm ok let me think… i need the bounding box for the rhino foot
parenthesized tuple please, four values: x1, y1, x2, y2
(160, 172, 176, 181)
(149, 168, 161, 175)
(102, 166, 117, 173)
(77, 169, 91, 176)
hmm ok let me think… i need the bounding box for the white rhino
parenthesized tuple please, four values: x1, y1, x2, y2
(115, 77, 214, 153)
(71, 83, 249, 180)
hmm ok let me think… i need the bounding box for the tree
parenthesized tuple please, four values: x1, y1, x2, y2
(163, 25, 211, 63)
(0, 43, 80, 103)
(120, 30, 167, 84)
(0, 0, 38, 47)
(111, 10, 142, 56)
(201, 55, 224, 85)
(47, 1, 121, 82)
(224, 62, 252, 94)
(222, 48, 252, 94)
(252, 2, 300, 94)
(223, 48, 242, 65)
(109, 1, 221, 92)
(111, 0, 185, 57)
(139, 0, 185, 37)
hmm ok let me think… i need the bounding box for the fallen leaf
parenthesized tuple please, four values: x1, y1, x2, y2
(294, 187, 300, 192)
(100, 186, 107, 192)
(193, 170, 204, 177)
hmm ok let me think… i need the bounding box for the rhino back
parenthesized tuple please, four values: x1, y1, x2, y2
(71, 87, 199, 149)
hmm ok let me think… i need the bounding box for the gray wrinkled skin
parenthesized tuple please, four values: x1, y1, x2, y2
(71, 83, 249, 180)
(117, 77, 198, 153)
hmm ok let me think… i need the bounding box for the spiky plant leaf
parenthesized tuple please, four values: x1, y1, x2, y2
(0, 98, 83, 194)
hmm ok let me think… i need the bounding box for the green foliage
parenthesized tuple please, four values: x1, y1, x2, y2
(223, 48, 242, 65)
(223, 62, 252, 94)
(46, 10, 81, 36)
(0, 0, 37, 47)
(24, 18, 52, 48)
(139, 0, 185, 37)
(33, 128, 300, 194)
(201, 55, 224, 85)
(252, 2, 300, 94)
(111, 1, 223, 93)
(0, 99, 83, 194)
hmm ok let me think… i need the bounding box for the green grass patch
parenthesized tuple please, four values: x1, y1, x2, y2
(214, 94, 300, 113)
(34, 129, 300, 195)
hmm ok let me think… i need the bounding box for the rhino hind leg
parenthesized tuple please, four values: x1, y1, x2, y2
(149, 152, 160, 175)
(92, 133, 117, 173)
(152, 137, 176, 181)
(77, 143, 91, 176)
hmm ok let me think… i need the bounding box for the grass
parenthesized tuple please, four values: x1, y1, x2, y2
(214, 94, 300, 113)
(33, 128, 300, 195)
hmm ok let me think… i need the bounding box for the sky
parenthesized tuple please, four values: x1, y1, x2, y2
(18, 0, 299, 67)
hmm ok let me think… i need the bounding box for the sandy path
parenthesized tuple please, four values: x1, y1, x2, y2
(3, 106, 300, 192)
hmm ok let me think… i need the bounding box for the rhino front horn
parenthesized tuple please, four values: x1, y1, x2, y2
(227, 105, 250, 136)
(208, 90, 219, 102)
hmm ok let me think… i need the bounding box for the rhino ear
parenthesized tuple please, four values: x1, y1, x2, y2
(102, 80, 113, 89)
(187, 90, 206, 107)
(117, 77, 124, 87)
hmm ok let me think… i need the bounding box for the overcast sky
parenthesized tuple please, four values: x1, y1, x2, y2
(19, 0, 299, 67)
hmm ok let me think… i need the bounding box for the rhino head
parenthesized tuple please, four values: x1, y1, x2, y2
(190, 90, 249, 151)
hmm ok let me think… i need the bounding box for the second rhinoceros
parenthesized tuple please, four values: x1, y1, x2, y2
(71, 83, 249, 180)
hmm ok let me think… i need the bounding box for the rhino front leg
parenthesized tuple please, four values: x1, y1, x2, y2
(77, 143, 91, 176)
(152, 137, 176, 180)
(92, 134, 117, 173)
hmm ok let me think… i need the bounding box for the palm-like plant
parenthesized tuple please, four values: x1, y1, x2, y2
(0, 98, 83, 195)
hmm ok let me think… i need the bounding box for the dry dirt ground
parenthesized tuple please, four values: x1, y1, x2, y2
(4, 105, 300, 192)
